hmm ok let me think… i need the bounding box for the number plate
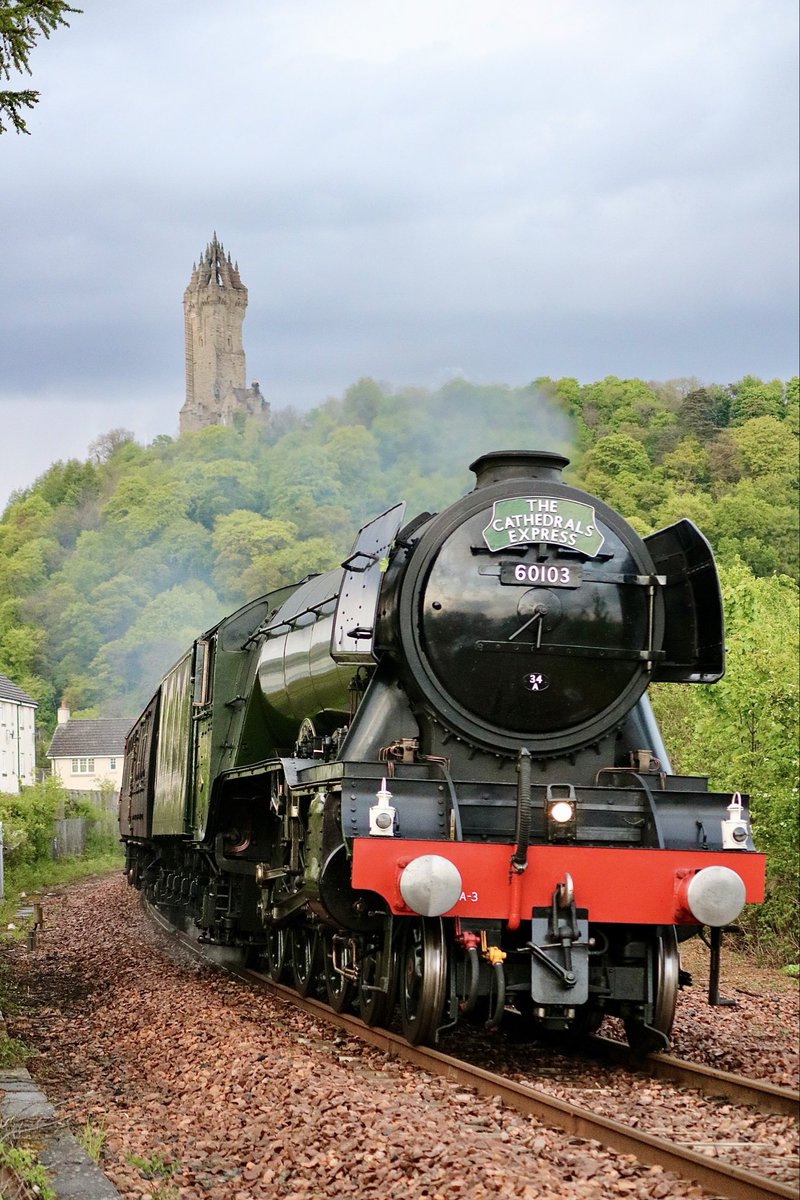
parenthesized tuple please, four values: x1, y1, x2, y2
(499, 561, 583, 588)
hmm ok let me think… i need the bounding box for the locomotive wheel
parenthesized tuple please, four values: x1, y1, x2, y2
(289, 924, 321, 998)
(624, 928, 680, 1053)
(323, 932, 354, 1014)
(266, 925, 287, 983)
(399, 917, 448, 1046)
(357, 932, 396, 1027)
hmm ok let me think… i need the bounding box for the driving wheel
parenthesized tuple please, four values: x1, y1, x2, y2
(265, 924, 286, 983)
(289, 923, 320, 997)
(399, 917, 447, 1045)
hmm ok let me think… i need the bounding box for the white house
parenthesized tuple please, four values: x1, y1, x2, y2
(0, 673, 38, 794)
(46, 703, 132, 793)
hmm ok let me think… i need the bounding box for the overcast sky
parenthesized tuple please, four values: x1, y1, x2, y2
(1, 0, 797, 509)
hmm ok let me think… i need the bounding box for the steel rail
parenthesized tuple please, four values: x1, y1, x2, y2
(146, 906, 797, 1200)
(588, 1034, 800, 1118)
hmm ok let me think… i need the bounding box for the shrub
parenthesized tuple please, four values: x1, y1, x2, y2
(0, 777, 65, 866)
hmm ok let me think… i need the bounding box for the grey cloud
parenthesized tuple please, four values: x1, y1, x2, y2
(0, 0, 796, 510)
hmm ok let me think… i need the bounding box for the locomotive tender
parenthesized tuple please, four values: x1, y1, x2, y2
(120, 450, 765, 1049)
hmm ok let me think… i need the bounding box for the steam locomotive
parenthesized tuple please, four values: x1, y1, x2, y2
(120, 451, 765, 1050)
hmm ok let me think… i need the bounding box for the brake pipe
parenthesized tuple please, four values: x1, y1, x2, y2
(507, 748, 532, 932)
(484, 945, 507, 1030)
(511, 747, 532, 872)
(460, 942, 481, 1015)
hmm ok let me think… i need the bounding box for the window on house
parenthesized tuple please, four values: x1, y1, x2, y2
(110, 757, 117, 771)
(71, 758, 95, 774)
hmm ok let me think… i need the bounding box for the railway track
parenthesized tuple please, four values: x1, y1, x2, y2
(148, 903, 799, 1200)
(588, 1034, 798, 1118)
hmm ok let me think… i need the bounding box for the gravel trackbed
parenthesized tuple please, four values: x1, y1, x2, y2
(3, 875, 798, 1200)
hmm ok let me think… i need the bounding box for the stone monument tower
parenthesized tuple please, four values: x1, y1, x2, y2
(179, 234, 268, 434)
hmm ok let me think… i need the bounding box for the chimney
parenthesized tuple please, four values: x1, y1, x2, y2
(57, 700, 70, 725)
(469, 450, 570, 488)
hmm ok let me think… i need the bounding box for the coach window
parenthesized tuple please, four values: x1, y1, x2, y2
(194, 638, 215, 706)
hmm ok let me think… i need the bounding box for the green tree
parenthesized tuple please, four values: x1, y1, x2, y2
(712, 479, 798, 578)
(326, 425, 383, 520)
(211, 511, 299, 604)
(581, 432, 652, 480)
(240, 536, 340, 599)
(728, 375, 786, 425)
(183, 458, 263, 529)
(0, 598, 45, 681)
(652, 563, 799, 960)
(676, 386, 734, 439)
(101, 476, 190, 546)
(341, 377, 385, 428)
(577, 434, 661, 522)
(33, 458, 100, 507)
(660, 435, 710, 488)
(706, 430, 744, 486)
(574, 376, 658, 438)
(729, 415, 799, 483)
(0, 0, 79, 133)
(0, 776, 64, 863)
(84, 582, 222, 712)
(263, 440, 344, 513)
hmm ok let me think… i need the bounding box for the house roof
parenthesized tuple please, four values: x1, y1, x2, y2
(0, 672, 37, 708)
(47, 718, 134, 759)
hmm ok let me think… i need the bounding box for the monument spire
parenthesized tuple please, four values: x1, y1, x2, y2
(179, 234, 267, 434)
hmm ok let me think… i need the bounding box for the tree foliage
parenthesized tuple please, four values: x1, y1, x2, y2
(652, 564, 799, 959)
(0, 1, 79, 134)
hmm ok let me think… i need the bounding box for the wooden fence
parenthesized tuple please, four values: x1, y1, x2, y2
(51, 790, 120, 860)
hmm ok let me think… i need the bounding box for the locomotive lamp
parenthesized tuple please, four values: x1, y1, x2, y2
(546, 785, 577, 840)
(369, 778, 396, 837)
(721, 792, 750, 850)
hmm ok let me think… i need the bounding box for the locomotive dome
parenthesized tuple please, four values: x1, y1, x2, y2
(397, 450, 665, 756)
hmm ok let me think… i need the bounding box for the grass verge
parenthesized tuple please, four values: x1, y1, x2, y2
(0, 1139, 56, 1200)
(0, 850, 124, 931)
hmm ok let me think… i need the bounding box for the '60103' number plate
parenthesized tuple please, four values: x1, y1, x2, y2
(500, 562, 583, 588)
